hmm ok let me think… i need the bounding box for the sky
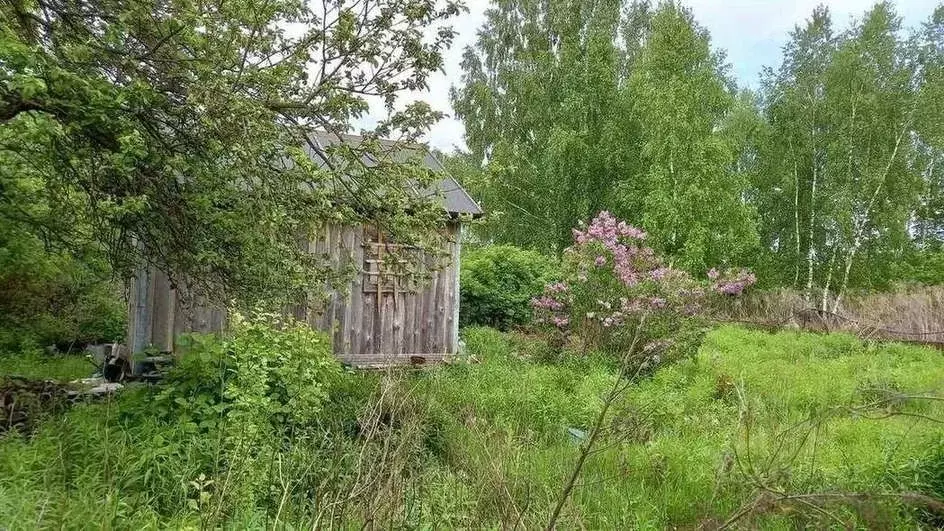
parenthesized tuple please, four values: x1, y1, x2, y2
(360, 0, 941, 152)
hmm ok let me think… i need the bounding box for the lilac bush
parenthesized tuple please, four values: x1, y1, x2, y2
(532, 212, 753, 362)
(708, 267, 757, 296)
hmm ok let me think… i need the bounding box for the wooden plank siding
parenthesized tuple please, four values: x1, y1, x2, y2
(126, 221, 463, 367)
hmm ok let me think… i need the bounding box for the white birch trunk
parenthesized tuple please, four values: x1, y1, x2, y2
(820, 247, 837, 313)
(805, 109, 818, 303)
(831, 126, 906, 313)
(792, 142, 801, 288)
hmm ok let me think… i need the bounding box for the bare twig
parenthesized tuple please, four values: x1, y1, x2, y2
(545, 315, 648, 530)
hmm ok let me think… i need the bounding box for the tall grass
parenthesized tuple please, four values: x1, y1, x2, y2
(412, 326, 944, 528)
(0, 349, 94, 381)
(0, 325, 942, 528)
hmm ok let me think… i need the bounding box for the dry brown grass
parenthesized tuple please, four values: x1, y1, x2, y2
(718, 286, 944, 346)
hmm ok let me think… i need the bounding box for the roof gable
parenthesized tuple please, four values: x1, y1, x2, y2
(304, 131, 483, 217)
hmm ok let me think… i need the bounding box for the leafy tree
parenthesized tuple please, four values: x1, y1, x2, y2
(453, 0, 943, 297)
(0, 129, 125, 348)
(822, 2, 922, 308)
(754, 3, 941, 303)
(912, 6, 944, 247)
(451, 0, 635, 252)
(452, 1, 756, 274)
(622, 2, 757, 272)
(1, 0, 463, 307)
(0, 220, 124, 349)
(751, 6, 836, 292)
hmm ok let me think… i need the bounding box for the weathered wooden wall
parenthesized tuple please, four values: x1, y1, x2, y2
(126, 268, 227, 358)
(126, 222, 462, 367)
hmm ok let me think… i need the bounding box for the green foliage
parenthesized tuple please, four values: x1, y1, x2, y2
(0, 221, 124, 350)
(1, 326, 944, 527)
(452, 1, 757, 271)
(1, 0, 463, 308)
(48, 312, 342, 525)
(911, 5, 944, 248)
(149, 313, 341, 438)
(459, 245, 558, 329)
(453, 1, 944, 294)
(0, 404, 213, 528)
(753, 3, 942, 299)
(451, 0, 636, 252)
(895, 246, 944, 286)
(624, 3, 757, 271)
(423, 327, 614, 438)
(123, 312, 344, 516)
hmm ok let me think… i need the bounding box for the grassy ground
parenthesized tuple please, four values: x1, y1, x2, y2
(0, 349, 95, 381)
(410, 327, 944, 528)
(0, 326, 942, 528)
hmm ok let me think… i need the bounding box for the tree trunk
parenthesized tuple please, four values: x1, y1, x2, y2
(805, 114, 818, 303)
(820, 247, 837, 312)
(832, 245, 856, 314)
(792, 141, 801, 289)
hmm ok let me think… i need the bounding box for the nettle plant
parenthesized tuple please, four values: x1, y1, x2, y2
(532, 211, 755, 365)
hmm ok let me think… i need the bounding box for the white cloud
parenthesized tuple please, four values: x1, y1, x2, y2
(353, 0, 488, 152)
(370, 0, 939, 152)
(687, 0, 939, 87)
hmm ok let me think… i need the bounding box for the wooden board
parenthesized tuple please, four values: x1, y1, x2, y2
(127, 221, 465, 368)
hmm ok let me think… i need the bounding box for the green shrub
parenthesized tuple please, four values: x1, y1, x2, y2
(0, 313, 360, 527)
(135, 312, 345, 513)
(0, 224, 125, 350)
(459, 245, 558, 330)
(149, 312, 342, 436)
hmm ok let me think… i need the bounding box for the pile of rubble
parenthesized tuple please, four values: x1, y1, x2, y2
(1, 343, 175, 434)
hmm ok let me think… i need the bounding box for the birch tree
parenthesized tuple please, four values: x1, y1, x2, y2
(754, 6, 835, 293)
(452, 0, 757, 272)
(912, 6, 944, 247)
(754, 3, 937, 302)
(824, 2, 921, 309)
(451, 0, 641, 252)
(624, 2, 757, 272)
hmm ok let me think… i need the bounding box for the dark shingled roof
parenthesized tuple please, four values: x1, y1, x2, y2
(304, 131, 483, 217)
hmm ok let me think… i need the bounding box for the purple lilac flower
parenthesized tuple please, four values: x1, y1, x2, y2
(531, 296, 564, 310)
(650, 267, 670, 280)
(711, 268, 757, 296)
(546, 282, 569, 293)
(649, 297, 667, 309)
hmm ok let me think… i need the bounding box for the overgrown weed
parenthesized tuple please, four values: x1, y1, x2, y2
(1, 324, 943, 528)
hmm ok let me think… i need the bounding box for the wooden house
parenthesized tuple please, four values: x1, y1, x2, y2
(125, 132, 482, 367)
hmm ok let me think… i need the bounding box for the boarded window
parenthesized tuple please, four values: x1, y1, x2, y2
(362, 226, 419, 293)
